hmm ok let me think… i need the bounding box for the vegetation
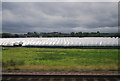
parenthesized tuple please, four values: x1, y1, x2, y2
(2, 47, 119, 71)
(1, 31, 120, 38)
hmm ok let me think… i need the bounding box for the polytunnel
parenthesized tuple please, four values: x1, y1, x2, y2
(0, 37, 119, 48)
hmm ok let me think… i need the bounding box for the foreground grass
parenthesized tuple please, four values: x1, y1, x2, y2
(2, 47, 119, 71)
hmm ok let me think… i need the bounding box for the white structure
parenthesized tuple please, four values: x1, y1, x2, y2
(0, 37, 119, 46)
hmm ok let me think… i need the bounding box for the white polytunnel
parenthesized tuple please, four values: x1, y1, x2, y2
(0, 37, 119, 47)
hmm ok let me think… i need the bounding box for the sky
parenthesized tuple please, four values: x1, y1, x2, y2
(2, 0, 119, 2)
(2, 2, 118, 33)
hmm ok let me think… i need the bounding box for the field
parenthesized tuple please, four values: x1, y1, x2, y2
(2, 47, 119, 71)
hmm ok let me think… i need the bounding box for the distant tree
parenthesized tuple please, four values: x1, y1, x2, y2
(14, 34, 19, 37)
(1, 32, 120, 38)
(70, 32, 75, 36)
(2, 33, 13, 38)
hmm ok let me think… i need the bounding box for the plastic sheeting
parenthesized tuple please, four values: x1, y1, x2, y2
(0, 37, 119, 46)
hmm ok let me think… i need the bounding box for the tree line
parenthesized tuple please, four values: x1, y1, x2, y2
(1, 31, 120, 38)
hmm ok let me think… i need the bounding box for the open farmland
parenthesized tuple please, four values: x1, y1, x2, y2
(2, 47, 119, 71)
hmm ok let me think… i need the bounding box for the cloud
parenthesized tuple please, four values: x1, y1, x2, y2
(73, 26, 118, 33)
(2, 2, 118, 33)
(0, 2, 2, 33)
(2, 0, 119, 2)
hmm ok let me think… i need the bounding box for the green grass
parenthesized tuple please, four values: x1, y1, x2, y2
(2, 47, 119, 71)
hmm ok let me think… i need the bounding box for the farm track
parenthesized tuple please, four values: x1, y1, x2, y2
(2, 74, 120, 81)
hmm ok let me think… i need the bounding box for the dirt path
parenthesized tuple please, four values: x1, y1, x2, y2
(2, 70, 120, 75)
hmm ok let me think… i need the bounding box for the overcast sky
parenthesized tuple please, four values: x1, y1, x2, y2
(2, 2, 118, 33)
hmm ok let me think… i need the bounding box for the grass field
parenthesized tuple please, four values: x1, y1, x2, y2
(2, 47, 119, 71)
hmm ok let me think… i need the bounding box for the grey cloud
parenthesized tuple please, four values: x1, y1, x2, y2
(2, 2, 118, 33)
(0, 2, 2, 33)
